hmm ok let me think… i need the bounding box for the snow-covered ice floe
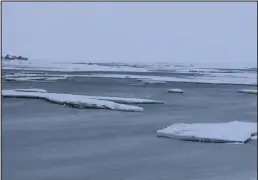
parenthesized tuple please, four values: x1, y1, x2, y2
(2, 90, 144, 112)
(168, 88, 184, 93)
(2, 90, 162, 111)
(237, 89, 257, 95)
(157, 121, 257, 143)
(83, 95, 164, 104)
(14, 89, 48, 93)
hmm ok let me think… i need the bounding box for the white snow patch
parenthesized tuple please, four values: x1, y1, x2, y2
(157, 121, 257, 143)
(2, 90, 144, 112)
(237, 89, 257, 94)
(168, 88, 184, 93)
(14, 89, 48, 93)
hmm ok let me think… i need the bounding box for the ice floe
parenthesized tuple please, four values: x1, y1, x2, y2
(157, 121, 257, 143)
(137, 78, 167, 84)
(2, 90, 144, 112)
(78, 74, 256, 86)
(4, 76, 67, 81)
(83, 95, 164, 104)
(14, 89, 48, 93)
(168, 88, 184, 93)
(237, 89, 257, 94)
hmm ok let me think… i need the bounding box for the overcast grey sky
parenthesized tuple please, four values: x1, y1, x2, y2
(2, 2, 257, 65)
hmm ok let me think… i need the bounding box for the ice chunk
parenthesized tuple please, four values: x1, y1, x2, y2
(85, 95, 164, 104)
(168, 88, 184, 93)
(237, 89, 257, 94)
(2, 90, 143, 112)
(157, 121, 257, 143)
(14, 89, 48, 93)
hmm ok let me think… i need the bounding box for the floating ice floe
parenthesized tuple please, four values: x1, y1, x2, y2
(4, 76, 67, 82)
(137, 78, 167, 85)
(157, 121, 257, 143)
(83, 95, 164, 104)
(237, 89, 257, 95)
(168, 88, 184, 93)
(14, 89, 48, 93)
(2, 90, 146, 112)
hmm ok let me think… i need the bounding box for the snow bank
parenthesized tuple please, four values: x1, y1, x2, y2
(157, 121, 257, 143)
(2, 90, 144, 112)
(237, 89, 257, 94)
(168, 88, 184, 93)
(14, 89, 48, 93)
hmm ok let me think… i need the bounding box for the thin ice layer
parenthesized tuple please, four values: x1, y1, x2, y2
(157, 121, 257, 143)
(2, 90, 143, 112)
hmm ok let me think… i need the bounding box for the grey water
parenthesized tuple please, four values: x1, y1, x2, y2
(2, 70, 257, 180)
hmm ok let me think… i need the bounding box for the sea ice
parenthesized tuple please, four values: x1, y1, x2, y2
(237, 89, 257, 94)
(2, 90, 144, 112)
(84, 95, 164, 104)
(157, 121, 257, 143)
(168, 88, 184, 93)
(137, 78, 167, 84)
(14, 89, 48, 93)
(4, 76, 67, 81)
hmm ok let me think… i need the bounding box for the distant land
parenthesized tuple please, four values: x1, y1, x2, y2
(2, 54, 28, 60)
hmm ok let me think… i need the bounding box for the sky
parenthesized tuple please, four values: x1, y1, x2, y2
(2, 2, 257, 66)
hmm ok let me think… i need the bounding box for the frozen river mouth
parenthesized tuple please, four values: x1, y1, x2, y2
(2, 69, 257, 180)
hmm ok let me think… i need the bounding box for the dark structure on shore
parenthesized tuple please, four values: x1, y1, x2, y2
(2, 54, 28, 61)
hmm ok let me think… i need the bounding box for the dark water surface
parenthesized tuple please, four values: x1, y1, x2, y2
(2, 72, 257, 180)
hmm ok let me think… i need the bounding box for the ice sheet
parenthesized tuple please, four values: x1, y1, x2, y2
(157, 121, 257, 143)
(2, 90, 144, 112)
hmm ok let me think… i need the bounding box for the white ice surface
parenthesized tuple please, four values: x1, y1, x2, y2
(2, 90, 144, 112)
(157, 121, 257, 143)
(168, 88, 184, 93)
(14, 89, 48, 93)
(237, 89, 257, 94)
